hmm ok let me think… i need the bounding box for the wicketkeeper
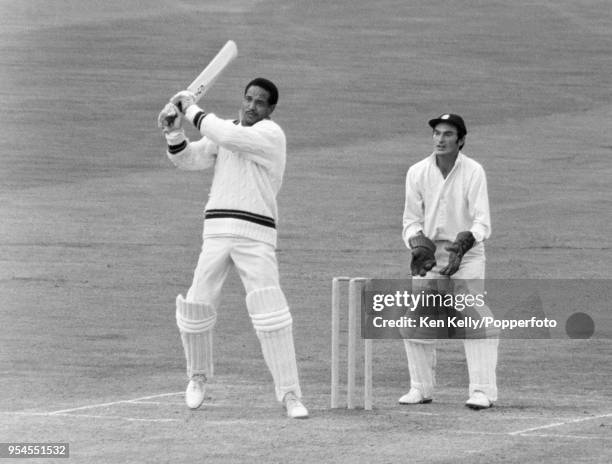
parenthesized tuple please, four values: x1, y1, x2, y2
(157, 78, 308, 419)
(401, 113, 499, 409)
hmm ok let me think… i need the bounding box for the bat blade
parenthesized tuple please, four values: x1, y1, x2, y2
(162, 40, 238, 127)
(187, 40, 238, 102)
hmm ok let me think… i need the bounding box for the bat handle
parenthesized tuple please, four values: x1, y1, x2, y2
(161, 105, 179, 128)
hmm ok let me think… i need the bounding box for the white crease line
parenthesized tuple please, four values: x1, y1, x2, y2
(508, 413, 612, 436)
(481, 414, 567, 420)
(460, 431, 508, 436)
(1, 411, 180, 423)
(458, 429, 611, 441)
(517, 433, 612, 440)
(124, 401, 233, 408)
(47, 391, 183, 414)
(124, 391, 182, 402)
(49, 413, 180, 423)
(8, 410, 285, 426)
(126, 400, 170, 405)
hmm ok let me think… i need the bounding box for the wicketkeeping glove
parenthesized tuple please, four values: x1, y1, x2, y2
(439, 231, 476, 276)
(408, 232, 437, 277)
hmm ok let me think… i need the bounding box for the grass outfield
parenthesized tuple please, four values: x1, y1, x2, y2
(1, 1, 611, 462)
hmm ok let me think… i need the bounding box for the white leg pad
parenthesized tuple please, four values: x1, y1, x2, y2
(176, 294, 216, 379)
(246, 287, 301, 402)
(464, 338, 499, 401)
(403, 340, 436, 398)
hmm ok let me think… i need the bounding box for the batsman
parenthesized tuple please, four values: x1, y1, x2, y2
(157, 77, 308, 419)
(401, 114, 499, 409)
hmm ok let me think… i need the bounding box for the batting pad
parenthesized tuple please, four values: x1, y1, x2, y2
(464, 338, 499, 401)
(403, 340, 437, 398)
(176, 294, 216, 379)
(246, 287, 302, 402)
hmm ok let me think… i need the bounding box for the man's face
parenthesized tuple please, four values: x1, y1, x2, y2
(241, 85, 275, 126)
(432, 122, 463, 156)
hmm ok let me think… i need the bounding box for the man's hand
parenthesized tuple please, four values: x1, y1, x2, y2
(170, 90, 196, 114)
(408, 232, 437, 277)
(439, 231, 476, 276)
(157, 103, 182, 133)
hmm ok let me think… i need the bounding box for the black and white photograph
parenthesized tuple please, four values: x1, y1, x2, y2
(1, 0, 611, 462)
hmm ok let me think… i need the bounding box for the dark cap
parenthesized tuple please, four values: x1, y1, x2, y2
(428, 113, 467, 137)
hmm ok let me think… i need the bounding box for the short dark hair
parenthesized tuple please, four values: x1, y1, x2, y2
(245, 77, 278, 106)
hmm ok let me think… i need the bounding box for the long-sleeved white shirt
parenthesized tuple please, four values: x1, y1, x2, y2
(402, 152, 491, 248)
(164, 105, 286, 247)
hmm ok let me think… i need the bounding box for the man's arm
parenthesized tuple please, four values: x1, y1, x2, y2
(402, 167, 426, 247)
(165, 130, 218, 171)
(466, 165, 491, 242)
(439, 165, 490, 276)
(185, 106, 285, 171)
(158, 103, 217, 171)
(169, 90, 284, 171)
(402, 167, 438, 276)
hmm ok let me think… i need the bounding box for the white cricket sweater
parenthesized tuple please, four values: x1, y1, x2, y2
(164, 105, 286, 247)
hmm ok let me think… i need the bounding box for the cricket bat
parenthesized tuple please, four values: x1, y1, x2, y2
(188, 40, 238, 102)
(165, 40, 238, 122)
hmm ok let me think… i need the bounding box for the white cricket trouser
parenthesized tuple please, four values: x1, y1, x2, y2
(178, 236, 302, 402)
(403, 241, 499, 401)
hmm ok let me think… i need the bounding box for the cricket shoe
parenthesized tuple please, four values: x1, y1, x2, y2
(283, 392, 309, 419)
(185, 374, 207, 409)
(466, 391, 492, 410)
(398, 388, 433, 405)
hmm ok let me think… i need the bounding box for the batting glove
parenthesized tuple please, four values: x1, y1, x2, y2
(157, 103, 183, 133)
(170, 90, 196, 114)
(408, 232, 437, 277)
(439, 231, 476, 276)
